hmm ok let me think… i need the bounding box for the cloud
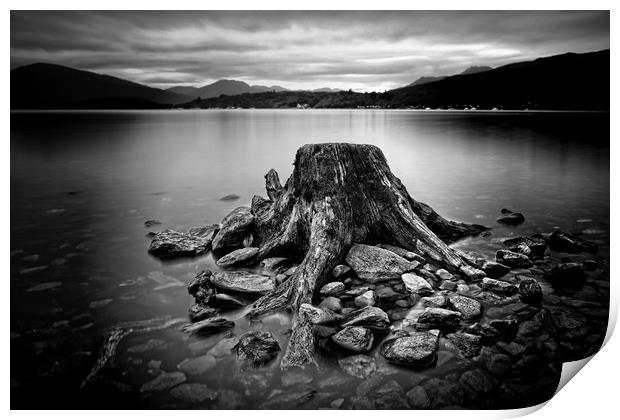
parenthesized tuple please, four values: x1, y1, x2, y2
(10, 10, 609, 92)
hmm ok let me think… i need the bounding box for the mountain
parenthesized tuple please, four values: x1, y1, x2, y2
(408, 76, 446, 87)
(11, 63, 192, 109)
(389, 49, 609, 110)
(166, 80, 289, 99)
(460, 65, 493, 75)
(310, 87, 342, 93)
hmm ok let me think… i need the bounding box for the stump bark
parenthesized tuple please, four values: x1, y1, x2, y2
(246, 143, 485, 368)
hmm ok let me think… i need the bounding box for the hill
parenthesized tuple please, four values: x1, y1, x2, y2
(166, 79, 289, 99)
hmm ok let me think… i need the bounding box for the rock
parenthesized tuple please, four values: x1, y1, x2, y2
(260, 257, 289, 269)
(299, 303, 338, 325)
(401, 273, 433, 295)
(416, 308, 462, 330)
(187, 270, 212, 296)
(548, 230, 598, 254)
(144, 219, 162, 227)
(480, 278, 518, 295)
(465, 323, 502, 345)
(319, 296, 343, 312)
(496, 208, 525, 225)
(330, 398, 345, 409)
(211, 207, 254, 252)
(319, 281, 345, 296)
(182, 317, 234, 335)
(381, 332, 439, 367)
(354, 290, 376, 308)
(489, 319, 518, 341)
(331, 326, 374, 352)
(341, 306, 390, 331)
(481, 261, 511, 278)
(504, 236, 547, 257)
(188, 224, 219, 238)
(459, 369, 495, 401)
(582, 260, 598, 271)
(332, 264, 351, 279)
(345, 286, 370, 297)
(497, 341, 526, 357)
(148, 230, 211, 259)
(421, 295, 448, 308)
(216, 247, 259, 268)
(378, 244, 425, 262)
(338, 354, 377, 379)
(456, 284, 469, 294)
(220, 194, 240, 201)
(194, 287, 215, 306)
(546, 263, 587, 289)
(445, 333, 482, 358)
(207, 336, 239, 358)
(439, 280, 457, 291)
(345, 244, 418, 283)
(496, 250, 533, 268)
(459, 265, 486, 281)
(518, 278, 543, 305)
(213, 293, 247, 308)
(236, 331, 281, 365)
(188, 303, 217, 322)
(281, 370, 313, 387)
(177, 354, 217, 375)
(259, 389, 315, 409)
(406, 386, 431, 408)
(424, 378, 465, 408)
(375, 285, 405, 302)
(370, 380, 410, 409)
(486, 353, 512, 375)
(448, 296, 482, 320)
(210, 271, 275, 295)
(170, 383, 218, 403)
(139, 371, 186, 393)
(435, 269, 454, 281)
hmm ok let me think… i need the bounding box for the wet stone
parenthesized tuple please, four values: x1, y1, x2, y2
(416, 307, 462, 330)
(148, 230, 211, 259)
(213, 293, 247, 308)
(345, 244, 418, 283)
(445, 332, 482, 358)
(331, 326, 374, 353)
(375, 285, 405, 301)
(177, 354, 217, 376)
(211, 207, 254, 252)
(485, 352, 512, 375)
(170, 383, 218, 404)
(496, 250, 533, 268)
(236, 331, 281, 365)
(216, 247, 259, 268)
(332, 264, 351, 279)
(140, 371, 186, 393)
(354, 290, 376, 308)
(144, 219, 162, 228)
(546, 263, 587, 290)
(342, 306, 390, 331)
(496, 208, 525, 225)
(338, 354, 377, 379)
(210, 271, 275, 295)
(381, 332, 439, 367)
(481, 261, 511, 278)
(421, 295, 448, 308)
(424, 378, 465, 408)
(207, 336, 239, 358)
(300, 304, 338, 325)
(370, 380, 410, 409)
(319, 296, 343, 312)
(439, 280, 457, 291)
(466, 323, 502, 345)
(406, 385, 431, 408)
(481, 278, 518, 295)
(401, 273, 433, 296)
(459, 369, 495, 401)
(488, 319, 518, 341)
(187, 270, 212, 296)
(549, 230, 598, 254)
(319, 281, 345, 296)
(518, 278, 543, 305)
(435, 269, 454, 281)
(188, 303, 218, 322)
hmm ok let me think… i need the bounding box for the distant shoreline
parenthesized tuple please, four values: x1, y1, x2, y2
(10, 108, 611, 113)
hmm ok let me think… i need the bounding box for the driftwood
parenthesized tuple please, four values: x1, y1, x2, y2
(245, 143, 486, 368)
(81, 317, 185, 387)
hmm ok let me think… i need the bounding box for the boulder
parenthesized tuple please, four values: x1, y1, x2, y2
(341, 306, 390, 331)
(381, 331, 439, 367)
(331, 326, 374, 352)
(210, 271, 275, 295)
(448, 295, 482, 320)
(481, 261, 511, 278)
(445, 332, 482, 358)
(416, 308, 462, 330)
(319, 281, 345, 296)
(378, 244, 425, 262)
(236, 331, 281, 365)
(216, 247, 259, 268)
(345, 244, 418, 283)
(338, 354, 377, 379)
(319, 296, 343, 312)
(331, 264, 351, 279)
(148, 230, 211, 259)
(211, 207, 254, 252)
(401, 273, 433, 295)
(548, 230, 598, 254)
(518, 278, 543, 305)
(546, 263, 587, 289)
(188, 303, 218, 322)
(182, 317, 234, 335)
(496, 250, 533, 268)
(187, 270, 212, 296)
(503, 236, 547, 258)
(481, 278, 518, 295)
(496, 208, 525, 225)
(354, 290, 377, 308)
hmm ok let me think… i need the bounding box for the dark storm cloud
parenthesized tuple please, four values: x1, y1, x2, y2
(10, 10, 609, 91)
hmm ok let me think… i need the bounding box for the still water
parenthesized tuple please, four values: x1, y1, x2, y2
(10, 110, 610, 408)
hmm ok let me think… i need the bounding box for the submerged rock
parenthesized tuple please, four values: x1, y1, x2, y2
(216, 247, 259, 268)
(345, 244, 418, 283)
(144, 219, 162, 228)
(341, 306, 390, 331)
(370, 380, 410, 409)
(331, 326, 374, 352)
(518, 278, 543, 305)
(481, 278, 518, 296)
(148, 230, 211, 259)
(211, 207, 254, 252)
(496, 250, 533, 268)
(381, 331, 439, 367)
(548, 230, 598, 254)
(401, 273, 433, 295)
(448, 295, 482, 320)
(210, 271, 275, 295)
(170, 383, 218, 404)
(188, 224, 219, 238)
(177, 354, 217, 375)
(182, 317, 234, 335)
(207, 336, 239, 358)
(338, 354, 377, 379)
(496, 208, 525, 225)
(236, 331, 281, 365)
(416, 308, 462, 330)
(546, 263, 587, 289)
(139, 371, 186, 393)
(319, 281, 345, 296)
(188, 303, 218, 322)
(445, 332, 482, 358)
(406, 386, 431, 408)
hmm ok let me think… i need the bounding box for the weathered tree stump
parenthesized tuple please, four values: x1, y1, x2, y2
(246, 143, 486, 368)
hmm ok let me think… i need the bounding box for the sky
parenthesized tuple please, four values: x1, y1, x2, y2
(10, 10, 610, 92)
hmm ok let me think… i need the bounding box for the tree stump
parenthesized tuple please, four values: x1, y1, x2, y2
(246, 143, 486, 368)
